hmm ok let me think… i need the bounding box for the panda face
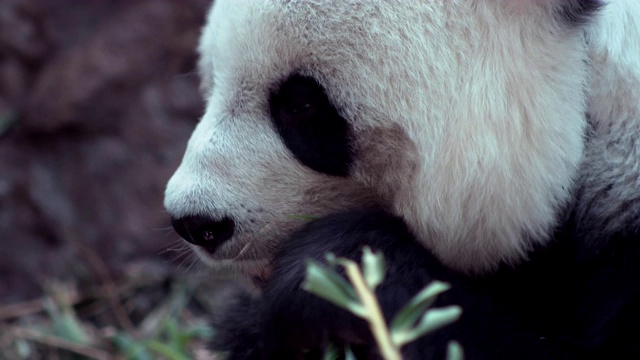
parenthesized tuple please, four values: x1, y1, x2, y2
(165, 0, 593, 273)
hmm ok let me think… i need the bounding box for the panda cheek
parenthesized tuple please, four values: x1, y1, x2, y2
(269, 75, 354, 177)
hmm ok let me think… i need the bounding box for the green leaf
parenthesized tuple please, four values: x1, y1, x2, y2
(44, 300, 90, 346)
(344, 346, 357, 360)
(146, 340, 191, 360)
(446, 341, 464, 360)
(362, 246, 386, 289)
(303, 260, 365, 317)
(322, 343, 340, 360)
(287, 214, 318, 221)
(0, 110, 17, 137)
(163, 318, 183, 350)
(393, 306, 462, 346)
(390, 281, 451, 335)
(15, 339, 32, 359)
(185, 323, 215, 340)
(325, 252, 340, 267)
(111, 333, 153, 360)
(321, 344, 357, 360)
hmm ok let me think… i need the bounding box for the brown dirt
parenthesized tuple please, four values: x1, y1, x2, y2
(0, 0, 210, 303)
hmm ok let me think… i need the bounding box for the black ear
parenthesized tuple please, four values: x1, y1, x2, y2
(269, 74, 353, 177)
(557, 0, 602, 26)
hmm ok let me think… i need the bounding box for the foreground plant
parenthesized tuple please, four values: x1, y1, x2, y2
(303, 247, 463, 360)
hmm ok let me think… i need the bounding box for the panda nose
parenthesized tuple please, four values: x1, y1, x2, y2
(171, 215, 235, 252)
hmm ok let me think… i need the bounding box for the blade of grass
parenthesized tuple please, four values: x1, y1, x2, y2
(146, 340, 191, 360)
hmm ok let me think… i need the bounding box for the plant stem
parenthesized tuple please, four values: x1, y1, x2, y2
(342, 261, 403, 360)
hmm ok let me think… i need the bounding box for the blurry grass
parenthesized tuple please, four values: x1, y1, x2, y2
(0, 258, 235, 359)
(0, 109, 18, 137)
(1, 229, 461, 359)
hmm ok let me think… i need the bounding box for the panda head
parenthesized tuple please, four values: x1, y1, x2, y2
(165, 0, 599, 274)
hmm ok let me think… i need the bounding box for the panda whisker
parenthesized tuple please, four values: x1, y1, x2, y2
(232, 242, 253, 261)
(255, 216, 286, 237)
(160, 243, 191, 255)
(152, 227, 177, 237)
(152, 226, 174, 231)
(184, 227, 197, 245)
(178, 246, 207, 272)
(159, 240, 200, 271)
(182, 255, 203, 272)
(173, 70, 198, 79)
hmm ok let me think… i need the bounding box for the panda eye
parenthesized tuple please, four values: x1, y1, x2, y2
(275, 78, 323, 117)
(285, 102, 314, 115)
(269, 74, 353, 177)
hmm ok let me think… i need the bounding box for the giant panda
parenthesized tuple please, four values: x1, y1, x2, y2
(164, 0, 640, 359)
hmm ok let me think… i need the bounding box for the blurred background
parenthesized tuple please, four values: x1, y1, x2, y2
(0, 1, 229, 358)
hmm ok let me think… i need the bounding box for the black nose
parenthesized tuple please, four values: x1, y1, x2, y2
(171, 215, 235, 253)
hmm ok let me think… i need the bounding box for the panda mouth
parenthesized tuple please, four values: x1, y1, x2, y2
(191, 246, 271, 274)
(190, 238, 260, 262)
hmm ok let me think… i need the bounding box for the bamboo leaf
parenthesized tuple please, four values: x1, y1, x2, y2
(362, 246, 386, 289)
(345, 346, 357, 360)
(393, 306, 462, 346)
(303, 260, 365, 317)
(287, 214, 318, 221)
(390, 281, 451, 335)
(325, 252, 345, 267)
(322, 343, 340, 360)
(446, 341, 464, 360)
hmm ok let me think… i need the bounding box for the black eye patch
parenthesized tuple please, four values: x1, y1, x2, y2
(269, 74, 353, 177)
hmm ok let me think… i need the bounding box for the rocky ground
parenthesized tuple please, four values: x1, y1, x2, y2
(0, 0, 211, 303)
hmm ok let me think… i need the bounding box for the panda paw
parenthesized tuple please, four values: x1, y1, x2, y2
(208, 210, 437, 359)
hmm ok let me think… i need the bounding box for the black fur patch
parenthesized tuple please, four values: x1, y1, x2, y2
(269, 75, 353, 177)
(209, 208, 640, 358)
(558, 0, 602, 26)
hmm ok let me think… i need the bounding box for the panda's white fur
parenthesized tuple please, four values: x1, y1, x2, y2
(165, 0, 640, 273)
